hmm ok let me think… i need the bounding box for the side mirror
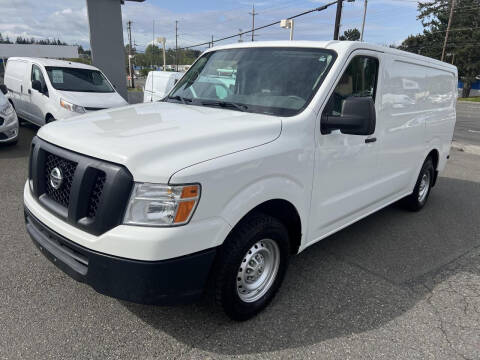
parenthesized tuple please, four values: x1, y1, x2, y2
(321, 96, 376, 136)
(0, 84, 7, 95)
(32, 80, 43, 93)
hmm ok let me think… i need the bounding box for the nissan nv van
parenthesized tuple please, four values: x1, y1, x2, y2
(24, 41, 457, 320)
(143, 71, 183, 102)
(4, 58, 128, 125)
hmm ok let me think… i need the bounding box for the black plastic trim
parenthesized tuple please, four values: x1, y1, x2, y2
(25, 208, 217, 305)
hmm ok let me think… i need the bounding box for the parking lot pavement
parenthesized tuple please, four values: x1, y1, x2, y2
(455, 101, 480, 147)
(1, 122, 480, 360)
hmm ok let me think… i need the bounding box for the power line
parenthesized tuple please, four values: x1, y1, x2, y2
(178, 0, 338, 50)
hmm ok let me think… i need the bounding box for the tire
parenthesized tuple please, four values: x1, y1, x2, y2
(214, 212, 290, 321)
(46, 115, 55, 124)
(401, 157, 435, 211)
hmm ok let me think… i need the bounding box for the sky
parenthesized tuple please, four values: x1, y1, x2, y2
(0, 0, 424, 52)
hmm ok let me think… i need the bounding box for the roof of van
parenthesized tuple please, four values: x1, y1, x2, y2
(7, 57, 99, 70)
(206, 40, 457, 73)
(148, 71, 182, 78)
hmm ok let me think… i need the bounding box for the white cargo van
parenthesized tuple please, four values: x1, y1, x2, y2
(24, 41, 456, 320)
(4, 58, 128, 125)
(143, 71, 183, 102)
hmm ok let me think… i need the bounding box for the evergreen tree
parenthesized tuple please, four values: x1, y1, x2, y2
(399, 0, 480, 97)
(340, 28, 361, 41)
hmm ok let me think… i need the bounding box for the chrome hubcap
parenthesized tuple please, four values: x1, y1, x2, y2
(236, 239, 280, 303)
(418, 171, 430, 203)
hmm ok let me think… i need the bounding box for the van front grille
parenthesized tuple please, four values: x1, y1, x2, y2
(28, 137, 133, 236)
(87, 172, 106, 219)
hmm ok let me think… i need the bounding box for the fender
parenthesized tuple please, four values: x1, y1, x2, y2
(218, 175, 308, 247)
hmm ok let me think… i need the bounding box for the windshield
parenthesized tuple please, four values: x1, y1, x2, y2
(45, 67, 114, 93)
(167, 47, 336, 116)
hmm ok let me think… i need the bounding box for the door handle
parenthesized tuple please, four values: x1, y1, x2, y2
(365, 137, 377, 144)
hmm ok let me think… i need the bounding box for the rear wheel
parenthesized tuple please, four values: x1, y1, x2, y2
(401, 157, 435, 211)
(214, 212, 290, 321)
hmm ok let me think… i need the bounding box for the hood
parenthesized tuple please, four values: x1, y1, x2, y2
(38, 102, 282, 183)
(57, 90, 128, 109)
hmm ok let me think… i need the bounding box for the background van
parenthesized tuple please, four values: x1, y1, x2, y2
(4, 58, 128, 125)
(143, 71, 183, 102)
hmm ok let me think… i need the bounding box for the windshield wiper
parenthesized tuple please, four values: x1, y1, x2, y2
(167, 95, 192, 105)
(200, 100, 248, 112)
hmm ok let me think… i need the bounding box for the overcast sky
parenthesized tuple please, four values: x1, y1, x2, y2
(0, 0, 423, 52)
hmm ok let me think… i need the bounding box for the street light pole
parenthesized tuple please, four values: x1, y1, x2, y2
(157, 37, 166, 71)
(280, 19, 294, 40)
(127, 20, 134, 88)
(360, 0, 368, 41)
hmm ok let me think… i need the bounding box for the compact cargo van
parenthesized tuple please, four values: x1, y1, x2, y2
(143, 71, 183, 102)
(4, 58, 128, 125)
(24, 41, 457, 320)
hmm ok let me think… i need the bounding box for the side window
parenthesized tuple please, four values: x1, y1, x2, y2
(324, 56, 379, 116)
(31, 65, 47, 90)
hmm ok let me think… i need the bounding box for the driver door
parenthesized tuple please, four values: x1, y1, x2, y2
(308, 52, 382, 244)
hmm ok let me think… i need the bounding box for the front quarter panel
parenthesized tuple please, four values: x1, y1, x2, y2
(169, 117, 315, 250)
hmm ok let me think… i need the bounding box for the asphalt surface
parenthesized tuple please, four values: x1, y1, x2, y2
(1, 107, 479, 359)
(454, 102, 480, 146)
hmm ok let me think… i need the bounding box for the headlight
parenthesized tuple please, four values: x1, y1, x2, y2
(124, 183, 200, 226)
(0, 101, 14, 117)
(60, 98, 85, 113)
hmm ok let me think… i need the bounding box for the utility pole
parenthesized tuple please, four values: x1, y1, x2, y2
(360, 0, 368, 41)
(175, 20, 178, 72)
(249, 4, 258, 41)
(333, 0, 343, 40)
(441, 0, 455, 62)
(211, 35, 214, 48)
(127, 20, 134, 88)
(152, 20, 155, 70)
(238, 29, 243, 42)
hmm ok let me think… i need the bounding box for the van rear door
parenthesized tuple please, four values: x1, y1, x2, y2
(4, 59, 29, 117)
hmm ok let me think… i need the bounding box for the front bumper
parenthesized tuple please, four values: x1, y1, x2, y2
(25, 209, 217, 305)
(0, 116, 19, 143)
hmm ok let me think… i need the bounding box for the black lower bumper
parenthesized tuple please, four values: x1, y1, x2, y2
(24, 209, 217, 305)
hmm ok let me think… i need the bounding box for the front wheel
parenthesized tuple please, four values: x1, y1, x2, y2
(401, 157, 435, 211)
(214, 213, 290, 321)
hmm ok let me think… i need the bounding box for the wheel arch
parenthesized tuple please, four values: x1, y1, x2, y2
(45, 113, 54, 122)
(426, 148, 440, 187)
(225, 198, 303, 255)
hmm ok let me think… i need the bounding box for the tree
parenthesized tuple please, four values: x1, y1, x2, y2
(339, 28, 361, 41)
(399, 0, 480, 97)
